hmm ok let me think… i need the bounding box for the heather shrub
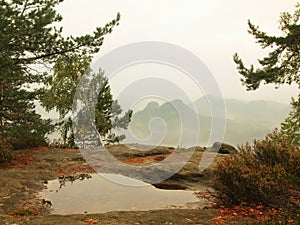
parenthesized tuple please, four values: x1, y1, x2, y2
(214, 130, 299, 205)
(252, 131, 300, 183)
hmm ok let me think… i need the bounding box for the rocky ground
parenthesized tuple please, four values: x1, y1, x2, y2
(0, 144, 291, 224)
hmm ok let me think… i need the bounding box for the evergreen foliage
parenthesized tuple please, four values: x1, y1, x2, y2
(0, 0, 120, 151)
(280, 94, 300, 145)
(94, 70, 133, 145)
(233, 3, 300, 144)
(215, 3, 300, 212)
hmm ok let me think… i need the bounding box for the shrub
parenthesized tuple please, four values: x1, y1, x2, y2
(0, 137, 13, 163)
(214, 130, 299, 206)
(7, 118, 53, 150)
(252, 131, 300, 184)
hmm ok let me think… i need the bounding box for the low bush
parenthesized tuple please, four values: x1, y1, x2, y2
(0, 137, 13, 163)
(8, 119, 53, 150)
(214, 130, 300, 206)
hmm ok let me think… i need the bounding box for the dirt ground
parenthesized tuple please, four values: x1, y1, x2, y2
(1, 145, 295, 225)
(0, 145, 228, 225)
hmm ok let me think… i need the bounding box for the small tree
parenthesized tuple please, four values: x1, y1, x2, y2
(280, 95, 300, 145)
(233, 3, 300, 144)
(41, 54, 91, 147)
(42, 56, 132, 146)
(94, 70, 133, 145)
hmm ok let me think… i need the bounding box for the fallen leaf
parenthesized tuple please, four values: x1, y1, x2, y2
(84, 219, 98, 224)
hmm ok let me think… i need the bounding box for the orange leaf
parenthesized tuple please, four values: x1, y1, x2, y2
(84, 219, 98, 224)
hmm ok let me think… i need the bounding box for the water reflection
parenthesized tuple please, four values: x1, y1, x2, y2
(40, 173, 203, 215)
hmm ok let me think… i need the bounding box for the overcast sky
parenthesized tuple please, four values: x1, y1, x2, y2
(56, 0, 299, 105)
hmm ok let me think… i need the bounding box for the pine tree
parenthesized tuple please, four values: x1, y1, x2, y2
(280, 96, 300, 145)
(94, 70, 133, 145)
(0, 0, 120, 149)
(234, 3, 300, 145)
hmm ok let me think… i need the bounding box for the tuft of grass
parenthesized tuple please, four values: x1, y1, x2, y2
(14, 208, 33, 216)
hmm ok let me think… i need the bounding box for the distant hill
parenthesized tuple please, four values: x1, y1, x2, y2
(127, 99, 199, 147)
(193, 96, 290, 124)
(123, 97, 290, 147)
(35, 96, 290, 147)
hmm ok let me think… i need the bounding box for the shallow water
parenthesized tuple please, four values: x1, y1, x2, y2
(40, 173, 203, 215)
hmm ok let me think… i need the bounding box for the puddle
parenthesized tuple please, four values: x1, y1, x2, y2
(40, 173, 204, 215)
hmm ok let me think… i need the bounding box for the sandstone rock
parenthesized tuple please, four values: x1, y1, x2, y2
(211, 142, 238, 154)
